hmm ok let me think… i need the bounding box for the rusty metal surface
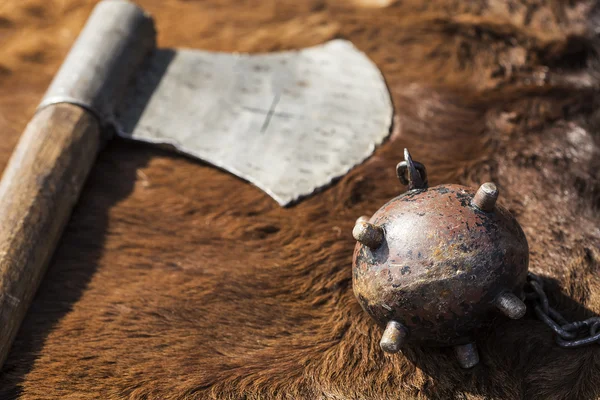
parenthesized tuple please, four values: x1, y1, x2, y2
(352, 183, 529, 346)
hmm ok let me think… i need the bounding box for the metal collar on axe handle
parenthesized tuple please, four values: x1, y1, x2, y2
(0, 0, 393, 367)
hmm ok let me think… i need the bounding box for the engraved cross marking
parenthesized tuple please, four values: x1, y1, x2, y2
(242, 93, 304, 134)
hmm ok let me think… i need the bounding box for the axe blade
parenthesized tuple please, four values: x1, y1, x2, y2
(39, 0, 393, 206)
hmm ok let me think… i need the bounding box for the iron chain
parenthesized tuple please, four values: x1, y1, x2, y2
(525, 273, 600, 348)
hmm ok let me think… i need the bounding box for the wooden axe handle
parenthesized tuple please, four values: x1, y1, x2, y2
(0, 103, 102, 366)
(0, 0, 154, 368)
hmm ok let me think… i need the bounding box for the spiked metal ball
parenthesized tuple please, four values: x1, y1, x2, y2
(351, 149, 529, 368)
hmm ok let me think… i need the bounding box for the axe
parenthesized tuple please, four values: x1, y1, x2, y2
(0, 0, 392, 368)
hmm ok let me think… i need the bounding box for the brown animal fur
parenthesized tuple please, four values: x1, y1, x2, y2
(0, 0, 599, 398)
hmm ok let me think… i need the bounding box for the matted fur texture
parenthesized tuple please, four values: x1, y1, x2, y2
(0, 0, 599, 398)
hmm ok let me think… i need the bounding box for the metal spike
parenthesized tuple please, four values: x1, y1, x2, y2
(472, 182, 499, 212)
(380, 321, 408, 353)
(495, 292, 526, 319)
(404, 149, 421, 189)
(352, 220, 384, 249)
(355, 215, 370, 224)
(396, 148, 427, 190)
(454, 342, 479, 369)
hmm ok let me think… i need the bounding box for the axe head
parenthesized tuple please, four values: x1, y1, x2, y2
(39, 0, 393, 206)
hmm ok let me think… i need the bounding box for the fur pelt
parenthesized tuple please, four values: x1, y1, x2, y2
(0, 0, 599, 398)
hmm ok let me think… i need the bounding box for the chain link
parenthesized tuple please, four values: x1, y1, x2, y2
(525, 273, 600, 348)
